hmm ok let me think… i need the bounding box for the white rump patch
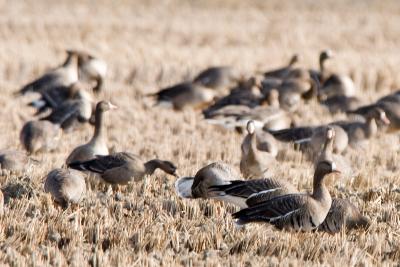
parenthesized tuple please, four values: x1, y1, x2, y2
(175, 177, 194, 198)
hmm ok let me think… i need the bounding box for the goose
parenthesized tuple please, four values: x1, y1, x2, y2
(20, 120, 62, 154)
(148, 82, 216, 110)
(39, 83, 94, 131)
(192, 66, 239, 90)
(313, 126, 352, 178)
(0, 149, 36, 173)
(44, 168, 86, 208)
(68, 152, 177, 184)
(317, 198, 370, 233)
(175, 162, 240, 199)
(65, 101, 116, 164)
(269, 124, 349, 155)
(202, 77, 266, 118)
(16, 50, 79, 96)
(320, 95, 362, 114)
(208, 178, 298, 209)
(333, 107, 390, 148)
(206, 102, 292, 132)
(348, 91, 400, 132)
(76, 51, 108, 93)
(29, 82, 92, 116)
(240, 121, 277, 178)
(232, 160, 340, 231)
(314, 50, 357, 98)
(262, 54, 300, 79)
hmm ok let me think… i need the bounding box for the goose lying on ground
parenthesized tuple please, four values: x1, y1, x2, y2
(232, 160, 340, 231)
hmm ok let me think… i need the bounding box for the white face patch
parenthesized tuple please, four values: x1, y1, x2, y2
(247, 120, 256, 134)
(331, 162, 337, 172)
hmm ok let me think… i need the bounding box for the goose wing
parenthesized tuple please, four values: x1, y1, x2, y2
(232, 193, 308, 228)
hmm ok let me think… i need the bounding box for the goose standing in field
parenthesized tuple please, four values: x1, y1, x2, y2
(314, 50, 357, 98)
(20, 120, 62, 154)
(44, 168, 86, 208)
(76, 51, 108, 93)
(232, 160, 340, 231)
(68, 152, 177, 185)
(175, 162, 240, 199)
(40, 83, 94, 131)
(16, 50, 79, 96)
(65, 101, 116, 165)
(0, 149, 37, 174)
(314, 126, 352, 178)
(148, 82, 216, 110)
(240, 121, 277, 178)
(208, 178, 298, 209)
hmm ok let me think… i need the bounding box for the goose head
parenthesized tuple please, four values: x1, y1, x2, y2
(246, 120, 256, 135)
(314, 160, 341, 185)
(367, 107, 390, 125)
(97, 101, 118, 112)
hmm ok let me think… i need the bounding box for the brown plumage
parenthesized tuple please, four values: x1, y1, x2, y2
(233, 160, 340, 231)
(17, 50, 79, 96)
(0, 149, 34, 173)
(68, 152, 177, 185)
(208, 178, 298, 208)
(44, 168, 86, 208)
(175, 162, 241, 199)
(20, 120, 62, 154)
(65, 101, 116, 164)
(318, 198, 370, 233)
(240, 120, 277, 178)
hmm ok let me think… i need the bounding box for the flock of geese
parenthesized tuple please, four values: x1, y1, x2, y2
(1, 48, 399, 235)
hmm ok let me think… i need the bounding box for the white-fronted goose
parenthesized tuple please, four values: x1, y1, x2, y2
(269, 124, 348, 155)
(44, 168, 86, 208)
(206, 103, 292, 132)
(65, 101, 116, 164)
(317, 198, 370, 233)
(0, 149, 36, 173)
(40, 83, 94, 131)
(320, 95, 362, 114)
(76, 51, 107, 93)
(175, 162, 240, 199)
(208, 178, 298, 208)
(20, 120, 62, 154)
(193, 66, 239, 90)
(348, 91, 400, 132)
(203, 77, 266, 118)
(148, 82, 216, 110)
(232, 160, 340, 231)
(314, 126, 352, 178)
(16, 50, 79, 96)
(315, 50, 357, 98)
(68, 152, 177, 184)
(240, 121, 277, 178)
(333, 107, 390, 148)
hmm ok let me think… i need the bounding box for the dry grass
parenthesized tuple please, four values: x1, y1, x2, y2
(0, 0, 400, 266)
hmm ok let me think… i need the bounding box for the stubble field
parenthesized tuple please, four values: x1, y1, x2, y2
(0, 0, 400, 266)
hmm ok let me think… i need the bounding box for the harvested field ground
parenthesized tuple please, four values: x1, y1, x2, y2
(0, 0, 400, 266)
